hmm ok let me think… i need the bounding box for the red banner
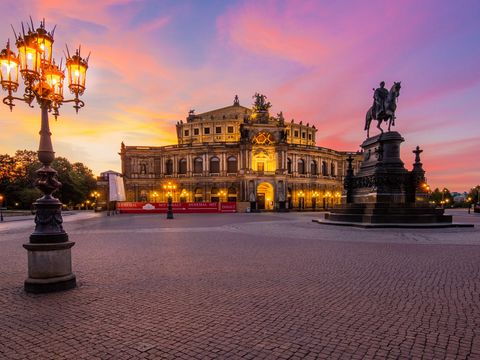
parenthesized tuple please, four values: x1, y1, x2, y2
(117, 202, 237, 214)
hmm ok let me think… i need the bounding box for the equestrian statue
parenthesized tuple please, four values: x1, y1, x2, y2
(364, 81, 401, 138)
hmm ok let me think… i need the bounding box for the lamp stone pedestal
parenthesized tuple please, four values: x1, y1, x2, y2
(23, 195, 76, 293)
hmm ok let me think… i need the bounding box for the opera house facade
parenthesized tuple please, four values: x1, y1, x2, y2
(120, 94, 362, 211)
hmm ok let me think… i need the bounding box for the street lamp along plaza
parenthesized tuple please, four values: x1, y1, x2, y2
(0, 18, 90, 293)
(163, 181, 176, 219)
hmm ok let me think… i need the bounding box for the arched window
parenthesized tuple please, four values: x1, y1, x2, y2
(140, 163, 147, 174)
(210, 187, 219, 202)
(287, 158, 292, 174)
(165, 159, 173, 175)
(227, 156, 237, 173)
(178, 158, 187, 174)
(194, 157, 203, 174)
(210, 157, 220, 173)
(311, 160, 318, 175)
(228, 186, 237, 202)
(298, 159, 305, 174)
(194, 187, 203, 202)
(322, 161, 328, 176)
(331, 162, 336, 177)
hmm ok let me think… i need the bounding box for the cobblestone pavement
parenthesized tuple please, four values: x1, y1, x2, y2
(1, 211, 479, 359)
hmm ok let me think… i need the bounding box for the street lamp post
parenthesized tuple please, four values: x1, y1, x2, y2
(91, 191, 99, 211)
(0, 194, 4, 221)
(163, 181, 176, 219)
(0, 19, 89, 293)
(324, 191, 332, 210)
(218, 189, 227, 202)
(312, 191, 319, 211)
(334, 191, 341, 205)
(297, 190, 305, 210)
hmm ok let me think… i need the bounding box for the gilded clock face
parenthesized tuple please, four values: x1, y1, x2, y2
(252, 132, 274, 145)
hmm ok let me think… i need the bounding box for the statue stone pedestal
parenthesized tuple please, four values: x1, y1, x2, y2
(351, 131, 408, 204)
(321, 131, 470, 227)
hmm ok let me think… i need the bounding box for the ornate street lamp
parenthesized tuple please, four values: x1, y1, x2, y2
(163, 181, 176, 219)
(324, 191, 332, 210)
(0, 19, 90, 293)
(218, 189, 227, 202)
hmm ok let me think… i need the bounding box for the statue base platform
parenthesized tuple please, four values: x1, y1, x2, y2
(321, 203, 473, 227)
(323, 131, 473, 227)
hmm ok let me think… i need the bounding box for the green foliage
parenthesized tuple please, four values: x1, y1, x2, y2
(467, 186, 480, 204)
(429, 187, 454, 207)
(0, 150, 96, 209)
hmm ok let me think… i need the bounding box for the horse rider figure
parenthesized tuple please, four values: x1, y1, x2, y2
(373, 81, 389, 120)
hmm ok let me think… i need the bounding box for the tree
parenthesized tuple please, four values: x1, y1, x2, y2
(430, 187, 453, 207)
(0, 150, 96, 209)
(467, 186, 480, 204)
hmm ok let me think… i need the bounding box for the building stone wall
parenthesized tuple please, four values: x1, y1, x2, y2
(120, 96, 362, 210)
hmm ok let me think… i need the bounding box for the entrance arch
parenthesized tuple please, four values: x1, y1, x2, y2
(257, 182, 274, 210)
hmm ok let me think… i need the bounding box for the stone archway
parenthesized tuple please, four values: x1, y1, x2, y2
(257, 182, 274, 210)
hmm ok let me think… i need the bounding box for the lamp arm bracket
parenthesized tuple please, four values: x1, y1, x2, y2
(62, 97, 85, 113)
(2, 94, 30, 110)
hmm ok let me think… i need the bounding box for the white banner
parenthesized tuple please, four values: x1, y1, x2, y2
(108, 173, 126, 201)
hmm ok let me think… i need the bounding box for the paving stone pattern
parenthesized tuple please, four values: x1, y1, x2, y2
(1, 211, 479, 359)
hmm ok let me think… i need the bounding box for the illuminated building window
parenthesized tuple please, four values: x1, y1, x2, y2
(194, 128, 199, 135)
(194, 187, 203, 202)
(227, 126, 234, 133)
(165, 159, 173, 175)
(210, 157, 220, 173)
(257, 162, 265, 172)
(228, 186, 237, 202)
(179, 158, 187, 174)
(216, 126, 222, 134)
(194, 157, 203, 173)
(298, 159, 305, 174)
(322, 161, 328, 176)
(227, 156, 237, 173)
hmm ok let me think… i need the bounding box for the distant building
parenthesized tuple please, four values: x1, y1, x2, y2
(119, 94, 362, 210)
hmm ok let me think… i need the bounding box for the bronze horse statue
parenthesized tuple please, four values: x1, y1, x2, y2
(364, 82, 401, 138)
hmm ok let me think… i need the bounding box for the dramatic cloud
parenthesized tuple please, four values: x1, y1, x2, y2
(0, 0, 478, 191)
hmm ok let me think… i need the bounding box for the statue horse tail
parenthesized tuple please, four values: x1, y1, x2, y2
(365, 107, 373, 136)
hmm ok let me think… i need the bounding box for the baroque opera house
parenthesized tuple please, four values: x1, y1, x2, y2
(120, 94, 362, 211)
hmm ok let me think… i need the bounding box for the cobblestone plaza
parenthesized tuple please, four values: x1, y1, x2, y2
(1, 211, 479, 359)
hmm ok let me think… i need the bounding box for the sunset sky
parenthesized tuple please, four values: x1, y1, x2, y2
(0, 0, 479, 192)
